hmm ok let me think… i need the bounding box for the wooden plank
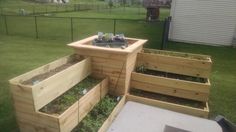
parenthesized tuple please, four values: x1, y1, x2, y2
(91, 57, 126, 69)
(100, 78, 109, 98)
(68, 35, 147, 54)
(18, 121, 59, 132)
(16, 111, 59, 129)
(98, 96, 126, 132)
(131, 80, 209, 101)
(32, 58, 92, 110)
(10, 84, 33, 100)
(143, 48, 211, 61)
(59, 102, 79, 132)
(9, 54, 76, 84)
(126, 94, 209, 118)
(131, 72, 210, 93)
(78, 78, 108, 122)
(74, 49, 128, 61)
(92, 67, 126, 78)
(137, 53, 212, 78)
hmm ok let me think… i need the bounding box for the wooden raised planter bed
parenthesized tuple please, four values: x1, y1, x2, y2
(139, 48, 212, 78)
(37, 77, 109, 132)
(133, 48, 212, 102)
(72, 95, 126, 132)
(10, 54, 91, 111)
(127, 92, 209, 118)
(9, 54, 107, 131)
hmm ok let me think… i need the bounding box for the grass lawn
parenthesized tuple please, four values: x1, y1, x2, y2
(0, 35, 235, 131)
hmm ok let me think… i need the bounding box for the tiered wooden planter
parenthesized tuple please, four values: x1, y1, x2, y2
(130, 48, 212, 118)
(9, 36, 214, 131)
(9, 54, 109, 131)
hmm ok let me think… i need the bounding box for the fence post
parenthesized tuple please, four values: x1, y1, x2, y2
(46, 6, 48, 13)
(113, 19, 116, 35)
(4, 15, 8, 35)
(161, 17, 171, 50)
(35, 16, 38, 39)
(70, 17, 74, 41)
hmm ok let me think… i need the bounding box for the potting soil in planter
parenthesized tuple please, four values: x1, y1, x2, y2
(136, 68, 207, 83)
(72, 95, 119, 132)
(39, 76, 101, 115)
(130, 88, 205, 109)
(22, 58, 79, 85)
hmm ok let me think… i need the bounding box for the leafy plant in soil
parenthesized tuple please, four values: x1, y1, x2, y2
(72, 95, 119, 132)
(39, 76, 101, 115)
(130, 88, 205, 109)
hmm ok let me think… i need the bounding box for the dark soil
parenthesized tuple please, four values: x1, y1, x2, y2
(39, 76, 102, 116)
(143, 49, 209, 61)
(72, 95, 119, 132)
(136, 69, 207, 83)
(22, 58, 79, 85)
(130, 88, 206, 109)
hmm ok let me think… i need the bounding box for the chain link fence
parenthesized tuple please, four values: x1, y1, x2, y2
(0, 15, 170, 49)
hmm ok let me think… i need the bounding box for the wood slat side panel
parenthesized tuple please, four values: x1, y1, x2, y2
(78, 78, 109, 122)
(130, 80, 209, 102)
(59, 102, 79, 132)
(9, 54, 76, 84)
(126, 94, 209, 118)
(143, 48, 211, 61)
(16, 111, 59, 129)
(18, 121, 59, 132)
(33, 58, 92, 110)
(98, 96, 126, 132)
(137, 53, 212, 78)
(74, 49, 127, 61)
(10, 84, 33, 100)
(131, 72, 210, 93)
(91, 57, 125, 69)
(92, 67, 126, 78)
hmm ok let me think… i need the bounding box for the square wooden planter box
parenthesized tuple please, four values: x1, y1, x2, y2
(134, 49, 212, 102)
(37, 77, 109, 132)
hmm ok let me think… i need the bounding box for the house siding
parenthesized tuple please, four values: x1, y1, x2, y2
(170, 0, 236, 46)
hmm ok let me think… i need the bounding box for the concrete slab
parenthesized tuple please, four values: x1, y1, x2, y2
(107, 101, 222, 132)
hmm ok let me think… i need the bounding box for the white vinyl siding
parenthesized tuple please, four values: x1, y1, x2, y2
(170, 0, 236, 46)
